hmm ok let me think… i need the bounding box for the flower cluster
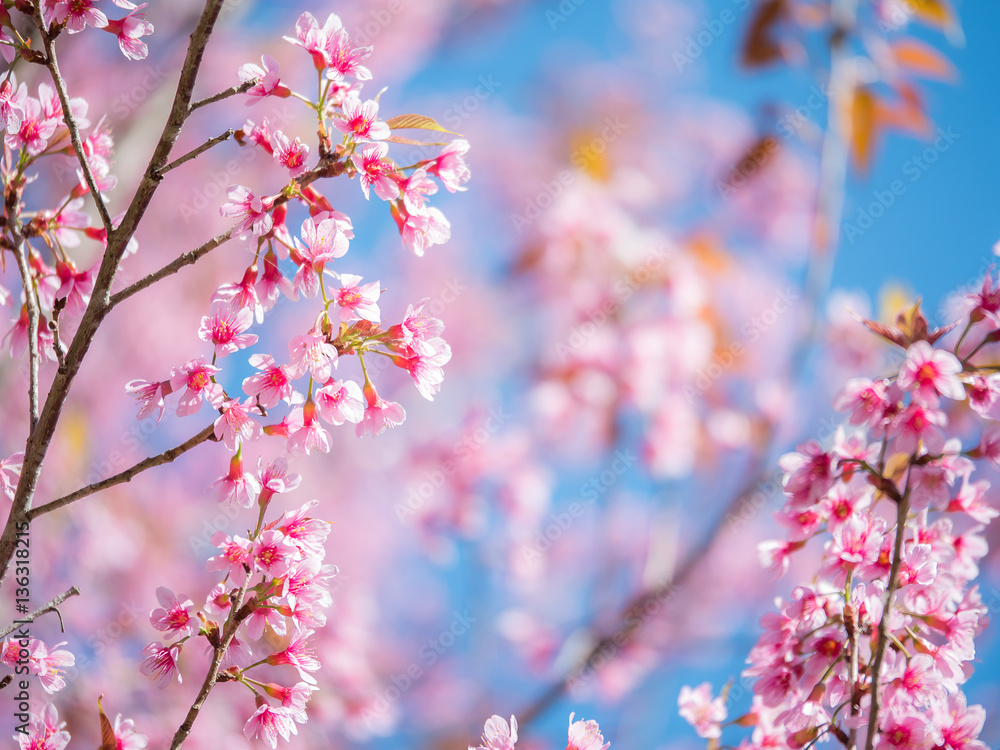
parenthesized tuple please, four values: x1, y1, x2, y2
(0, 637, 75, 694)
(140, 465, 335, 748)
(680, 293, 1000, 749)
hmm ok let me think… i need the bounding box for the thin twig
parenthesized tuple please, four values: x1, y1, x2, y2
(157, 129, 235, 176)
(0, 586, 81, 639)
(864, 483, 911, 750)
(9, 234, 39, 433)
(189, 80, 254, 112)
(33, 8, 114, 235)
(109, 226, 237, 308)
(27, 424, 217, 521)
(169, 578, 251, 749)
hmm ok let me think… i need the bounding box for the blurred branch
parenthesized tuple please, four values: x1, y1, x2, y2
(27, 423, 218, 521)
(0, 586, 81, 639)
(515, 1, 866, 731)
(190, 80, 255, 112)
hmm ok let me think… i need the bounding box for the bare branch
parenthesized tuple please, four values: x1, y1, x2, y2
(157, 129, 235, 177)
(9, 235, 39, 433)
(109, 226, 237, 308)
(27, 424, 217, 521)
(190, 80, 255, 113)
(0, 586, 81, 639)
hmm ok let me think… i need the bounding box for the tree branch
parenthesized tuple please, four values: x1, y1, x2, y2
(9, 233, 39, 434)
(27, 424, 218, 521)
(189, 80, 254, 113)
(109, 226, 237, 308)
(0, 586, 81, 639)
(157, 129, 235, 177)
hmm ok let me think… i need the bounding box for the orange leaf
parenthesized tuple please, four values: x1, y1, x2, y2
(384, 114, 460, 136)
(892, 39, 955, 80)
(849, 86, 878, 173)
(384, 134, 450, 146)
(740, 0, 786, 68)
(876, 82, 931, 139)
(901, 0, 953, 29)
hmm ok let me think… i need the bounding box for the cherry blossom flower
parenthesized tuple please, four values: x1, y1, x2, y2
(244, 353, 296, 409)
(102, 3, 154, 60)
(1, 451, 23, 501)
(125, 378, 167, 422)
(566, 713, 610, 750)
(244, 701, 298, 749)
(149, 587, 195, 638)
(286, 399, 331, 455)
(314, 378, 365, 425)
(27, 640, 75, 694)
(6, 97, 57, 155)
(262, 682, 318, 724)
(678, 683, 726, 738)
(357, 382, 406, 437)
(214, 397, 263, 450)
(283, 11, 342, 70)
(216, 265, 264, 324)
(897, 340, 965, 406)
(325, 26, 373, 81)
(393, 202, 451, 256)
(239, 54, 287, 99)
(351, 142, 400, 201)
(220, 185, 273, 238)
(266, 630, 320, 684)
(140, 641, 183, 687)
(253, 529, 297, 578)
(334, 95, 390, 142)
(109, 713, 148, 750)
(15, 703, 70, 750)
(470, 714, 517, 750)
(207, 532, 254, 587)
(428, 139, 472, 192)
(271, 130, 310, 177)
(287, 331, 338, 381)
(333, 274, 381, 323)
(400, 168, 438, 214)
(208, 450, 262, 508)
(169, 358, 224, 416)
(257, 457, 302, 505)
(0, 79, 24, 133)
(52, 0, 108, 32)
(199, 300, 258, 358)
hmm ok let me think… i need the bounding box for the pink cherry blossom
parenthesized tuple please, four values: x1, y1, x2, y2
(566, 713, 610, 750)
(28, 639, 75, 694)
(243, 353, 296, 409)
(207, 532, 253, 587)
(199, 300, 258, 358)
(125, 378, 167, 422)
(208, 450, 262, 508)
(678, 683, 726, 739)
(252, 529, 297, 577)
(333, 274, 381, 323)
(271, 130, 310, 177)
(471, 714, 517, 750)
(239, 54, 285, 99)
(266, 630, 320, 684)
(214, 397, 263, 450)
(52, 0, 108, 32)
(244, 701, 298, 749)
(1, 451, 24, 500)
(897, 340, 966, 406)
(283, 11, 342, 70)
(356, 382, 406, 437)
(149, 587, 195, 638)
(102, 3, 154, 60)
(220, 185, 273, 238)
(287, 331, 338, 381)
(314, 378, 365, 425)
(351, 142, 400, 201)
(169, 358, 224, 416)
(428, 139, 472, 192)
(334, 95, 390, 142)
(400, 168, 438, 214)
(325, 26, 373, 81)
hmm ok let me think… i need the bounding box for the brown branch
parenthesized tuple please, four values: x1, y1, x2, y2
(109, 226, 237, 308)
(864, 485, 910, 750)
(26, 424, 218, 521)
(169, 578, 251, 749)
(0, 586, 81, 639)
(189, 80, 255, 113)
(9, 233, 39, 433)
(157, 129, 235, 177)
